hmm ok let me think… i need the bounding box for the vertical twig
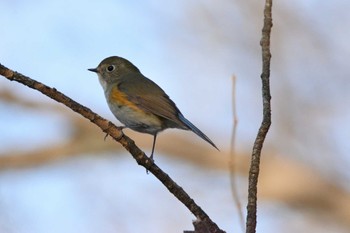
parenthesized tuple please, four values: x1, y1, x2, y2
(245, 1, 273, 233)
(229, 75, 244, 232)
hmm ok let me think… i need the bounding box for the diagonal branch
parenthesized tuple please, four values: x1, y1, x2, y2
(0, 64, 225, 233)
(246, 0, 273, 233)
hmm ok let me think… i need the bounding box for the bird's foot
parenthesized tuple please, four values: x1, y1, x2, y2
(145, 154, 155, 174)
(104, 126, 125, 141)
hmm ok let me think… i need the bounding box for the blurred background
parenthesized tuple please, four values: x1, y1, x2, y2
(1, 0, 350, 232)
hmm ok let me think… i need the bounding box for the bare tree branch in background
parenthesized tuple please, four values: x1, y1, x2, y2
(229, 75, 245, 232)
(0, 87, 223, 170)
(246, 1, 273, 233)
(0, 64, 225, 233)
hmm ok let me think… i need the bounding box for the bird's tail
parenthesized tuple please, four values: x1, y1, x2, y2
(178, 113, 219, 150)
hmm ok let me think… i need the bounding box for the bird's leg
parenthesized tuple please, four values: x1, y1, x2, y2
(150, 134, 157, 161)
(145, 134, 157, 174)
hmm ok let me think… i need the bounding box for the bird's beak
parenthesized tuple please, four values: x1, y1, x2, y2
(88, 68, 98, 73)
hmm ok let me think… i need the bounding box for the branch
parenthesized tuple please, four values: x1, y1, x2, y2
(0, 64, 225, 233)
(246, 1, 273, 233)
(229, 75, 245, 231)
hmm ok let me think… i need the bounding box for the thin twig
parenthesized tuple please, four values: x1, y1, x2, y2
(0, 64, 225, 233)
(245, 1, 273, 233)
(229, 75, 245, 232)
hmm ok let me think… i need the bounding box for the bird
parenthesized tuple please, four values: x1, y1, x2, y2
(88, 56, 218, 159)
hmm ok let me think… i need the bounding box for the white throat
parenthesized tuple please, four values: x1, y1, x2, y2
(98, 74, 108, 91)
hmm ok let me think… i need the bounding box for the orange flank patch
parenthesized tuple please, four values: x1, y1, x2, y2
(108, 86, 142, 112)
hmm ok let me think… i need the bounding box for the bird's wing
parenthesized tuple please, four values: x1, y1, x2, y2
(117, 74, 186, 128)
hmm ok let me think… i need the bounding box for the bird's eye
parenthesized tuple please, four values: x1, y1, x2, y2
(106, 65, 115, 72)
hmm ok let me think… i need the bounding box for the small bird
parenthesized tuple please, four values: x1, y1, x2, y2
(88, 56, 218, 159)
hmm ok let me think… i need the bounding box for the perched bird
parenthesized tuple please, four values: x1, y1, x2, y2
(88, 56, 218, 159)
